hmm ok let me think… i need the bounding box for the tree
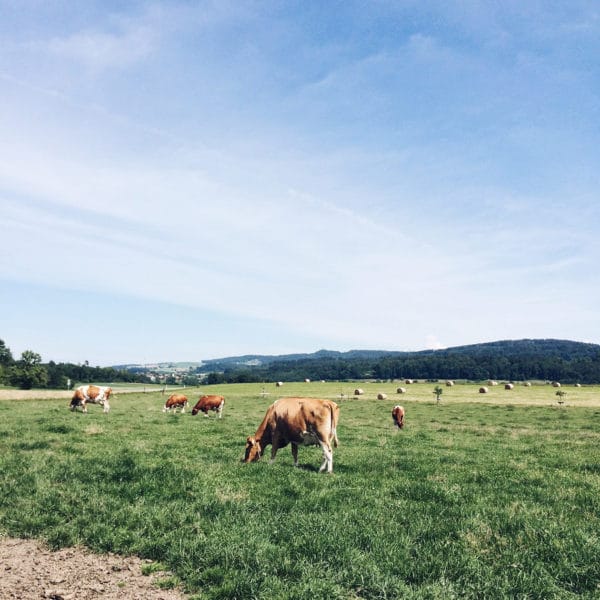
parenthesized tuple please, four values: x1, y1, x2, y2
(9, 350, 48, 389)
(0, 339, 14, 384)
(433, 385, 443, 404)
(0, 339, 13, 365)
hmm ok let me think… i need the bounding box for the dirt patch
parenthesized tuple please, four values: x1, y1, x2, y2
(0, 537, 190, 600)
(0, 390, 74, 401)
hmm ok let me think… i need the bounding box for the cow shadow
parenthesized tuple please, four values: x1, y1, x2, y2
(294, 463, 321, 473)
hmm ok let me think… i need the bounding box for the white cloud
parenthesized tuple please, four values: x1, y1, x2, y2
(1, 2, 599, 362)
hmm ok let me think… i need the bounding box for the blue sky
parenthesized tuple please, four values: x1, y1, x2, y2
(1, 1, 599, 365)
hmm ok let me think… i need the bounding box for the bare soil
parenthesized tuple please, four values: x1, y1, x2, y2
(0, 390, 74, 400)
(0, 538, 190, 600)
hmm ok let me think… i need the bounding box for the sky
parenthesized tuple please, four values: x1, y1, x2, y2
(1, 1, 599, 366)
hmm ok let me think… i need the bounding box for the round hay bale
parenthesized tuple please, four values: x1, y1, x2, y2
(523, 381, 532, 386)
(354, 388, 364, 396)
(396, 387, 407, 394)
(504, 383, 514, 390)
(445, 380, 454, 386)
(488, 380, 498, 386)
(377, 393, 387, 400)
(552, 381, 561, 388)
(304, 378, 310, 383)
(405, 379, 414, 384)
(479, 386, 489, 394)
(276, 381, 283, 387)
(574, 383, 582, 387)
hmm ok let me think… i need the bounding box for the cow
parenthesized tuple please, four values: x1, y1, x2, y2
(191, 395, 225, 418)
(244, 397, 339, 473)
(70, 385, 112, 413)
(163, 394, 188, 413)
(392, 405, 405, 429)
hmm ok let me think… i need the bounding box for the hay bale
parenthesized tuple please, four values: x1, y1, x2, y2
(552, 381, 561, 388)
(377, 393, 387, 400)
(396, 387, 407, 394)
(504, 383, 514, 390)
(276, 381, 283, 387)
(354, 388, 364, 396)
(575, 383, 581, 387)
(304, 378, 310, 383)
(405, 379, 414, 384)
(523, 382, 532, 386)
(445, 380, 454, 386)
(488, 380, 498, 386)
(479, 386, 489, 394)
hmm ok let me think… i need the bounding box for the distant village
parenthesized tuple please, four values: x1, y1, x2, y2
(131, 363, 205, 386)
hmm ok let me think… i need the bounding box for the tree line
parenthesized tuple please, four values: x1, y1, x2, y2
(202, 339, 600, 385)
(0, 339, 150, 390)
(2, 337, 599, 389)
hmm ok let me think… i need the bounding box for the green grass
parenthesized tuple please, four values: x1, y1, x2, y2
(1, 382, 599, 599)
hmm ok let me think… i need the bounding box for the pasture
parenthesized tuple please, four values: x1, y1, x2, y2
(1, 381, 599, 599)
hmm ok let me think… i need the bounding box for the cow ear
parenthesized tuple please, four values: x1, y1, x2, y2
(246, 436, 254, 444)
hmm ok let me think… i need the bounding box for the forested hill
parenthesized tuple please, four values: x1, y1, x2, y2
(202, 339, 600, 384)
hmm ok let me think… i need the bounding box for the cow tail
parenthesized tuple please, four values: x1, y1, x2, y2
(330, 404, 339, 448)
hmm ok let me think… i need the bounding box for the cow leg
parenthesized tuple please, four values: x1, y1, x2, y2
(269, 438, 281, 464)
(217, 403, 223, 418)
(103, 401, 110, 413)
(82, 401, 87, 413)
(203, 410, 208, 417)
(291, 443, 299, 467)
(319, 441, 333, 473)
(181, 405, 185, 413)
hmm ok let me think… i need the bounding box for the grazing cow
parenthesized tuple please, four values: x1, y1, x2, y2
(191, 395, 225, 417)
(163, 394, 188, 413)
(70, 385, 112, 413)
(244, 397, 339, 473)
(392, 405, 405, 429)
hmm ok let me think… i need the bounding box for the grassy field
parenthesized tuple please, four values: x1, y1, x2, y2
(1, 381, 599, 599)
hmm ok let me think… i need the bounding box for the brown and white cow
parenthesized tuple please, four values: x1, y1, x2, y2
(244, 397, 339, 473)
(392, 405, 405, 429)
(191, 395, 225, 417)
(163, 394, 188, 413)
(70, 385, 113, 413)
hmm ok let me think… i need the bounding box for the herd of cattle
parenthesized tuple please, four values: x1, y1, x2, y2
(69, 384, 406, 473)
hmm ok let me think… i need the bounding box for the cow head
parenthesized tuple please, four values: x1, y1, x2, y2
(243, 436, 262, 462)
(191, 407, 199, 416)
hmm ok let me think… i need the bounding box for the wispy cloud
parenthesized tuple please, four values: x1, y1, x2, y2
(44, 25, 156, 70)
(1, 2, 599, 362)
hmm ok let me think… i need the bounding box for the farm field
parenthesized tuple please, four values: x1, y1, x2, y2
(1, 382, 599, 599)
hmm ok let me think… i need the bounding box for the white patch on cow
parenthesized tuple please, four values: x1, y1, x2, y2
(319, 442, 333, 473)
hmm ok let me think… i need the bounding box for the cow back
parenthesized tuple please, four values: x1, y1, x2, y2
(270, 397, 337, 445)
